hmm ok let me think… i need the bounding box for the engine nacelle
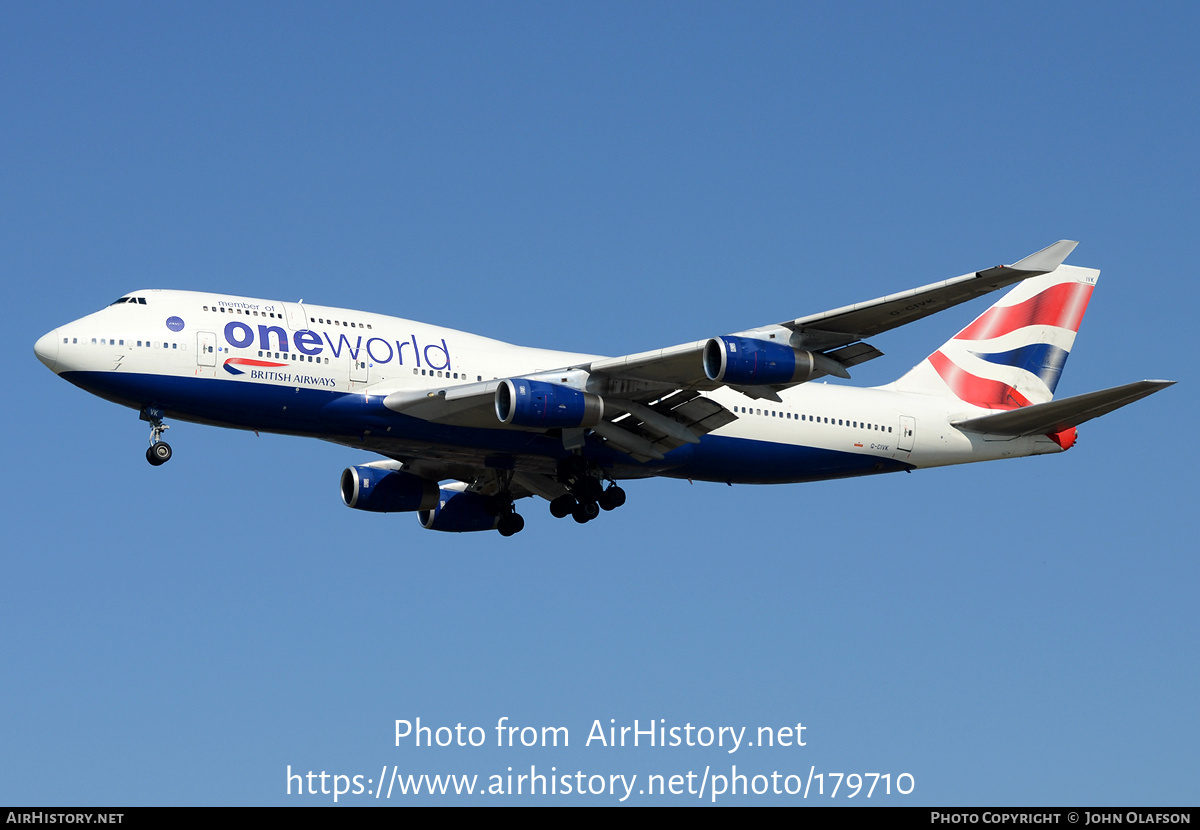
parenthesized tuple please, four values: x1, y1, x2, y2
(341, 466, 439, 513)
(703, 336, 818, 386)
(418, 489, 501, 532)
(495, 378, 604, 428)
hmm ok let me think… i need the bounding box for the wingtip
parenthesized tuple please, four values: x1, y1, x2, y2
(1010, 239, 1079, 273)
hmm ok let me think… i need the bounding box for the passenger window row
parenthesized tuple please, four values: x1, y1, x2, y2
(258, 350, 329, 364)
(734, 405, 893, 433)
(203, 304, 373, 330)
(64, 336, 184, 350)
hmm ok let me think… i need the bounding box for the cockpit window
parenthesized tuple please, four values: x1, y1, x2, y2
(108, 297, 147, 306)
(109, 298, 129, 305)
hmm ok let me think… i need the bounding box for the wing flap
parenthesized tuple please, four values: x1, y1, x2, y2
(952, 380, 1174, 436)
(604, 390, 736, 460)
(656, 390, 738, 436)
(825, 341, 885, 369)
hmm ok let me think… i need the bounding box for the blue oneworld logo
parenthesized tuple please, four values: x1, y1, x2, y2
(222, 321, 452, 370)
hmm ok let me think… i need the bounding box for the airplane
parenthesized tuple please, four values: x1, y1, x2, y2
(33, 240, 1172, 536)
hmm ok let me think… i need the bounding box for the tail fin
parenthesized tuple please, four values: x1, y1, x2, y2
(893, 264, 1098, 409)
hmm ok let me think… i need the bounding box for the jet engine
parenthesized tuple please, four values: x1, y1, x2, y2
(418, 489, 501, 532)
(703, 336, 820, 386)
(340, 466, 439, 513)
(495, 379, 604, 428)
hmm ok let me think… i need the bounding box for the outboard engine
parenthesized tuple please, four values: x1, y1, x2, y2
(703, 336, 819, 386)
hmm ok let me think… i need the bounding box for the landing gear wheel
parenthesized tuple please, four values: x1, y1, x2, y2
(497, 512, 525, 537)
(572, 501, 600, 524)
(146, 442, 172, 466)
(549, 495, 577, 519)
(598, 484, 626, 511)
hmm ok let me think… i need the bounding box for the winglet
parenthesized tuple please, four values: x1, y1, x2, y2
(1009, 240, 1078, 274)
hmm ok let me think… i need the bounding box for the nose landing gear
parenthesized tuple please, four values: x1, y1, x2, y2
(141, 408, 172, 466)
(146, 441, 172, 466)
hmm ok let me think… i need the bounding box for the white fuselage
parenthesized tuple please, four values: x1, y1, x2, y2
(35, 289, 1064, 485)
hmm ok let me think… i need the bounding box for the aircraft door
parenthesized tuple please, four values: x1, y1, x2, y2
(197, 332, 216, 367)
(898, 415, 916, 452)
(350, 355, 369, 385)
(282, 302, 309, 331)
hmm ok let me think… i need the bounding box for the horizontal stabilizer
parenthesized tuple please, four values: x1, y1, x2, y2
(952, 380, 1174, 436)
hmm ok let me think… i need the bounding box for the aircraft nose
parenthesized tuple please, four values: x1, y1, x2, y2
(34, 329, 60, 372)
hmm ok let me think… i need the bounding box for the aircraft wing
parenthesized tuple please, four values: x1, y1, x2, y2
(580, 239, 1079, 393)
(771, 239, 1079, 349)
(377, 381, 734, 462)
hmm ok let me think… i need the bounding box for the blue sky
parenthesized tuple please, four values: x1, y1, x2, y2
(3, 2, 1196, 806)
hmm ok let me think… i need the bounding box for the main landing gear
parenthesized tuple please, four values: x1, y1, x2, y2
(483, 491, 525, 537)
(550, 456, 626, 524)
(141, 408, 172, 467)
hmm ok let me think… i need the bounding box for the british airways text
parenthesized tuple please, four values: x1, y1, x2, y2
(249, 370, 337, 387)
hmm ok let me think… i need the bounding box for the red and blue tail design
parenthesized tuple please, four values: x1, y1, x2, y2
(893, 265, 1097, 409)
